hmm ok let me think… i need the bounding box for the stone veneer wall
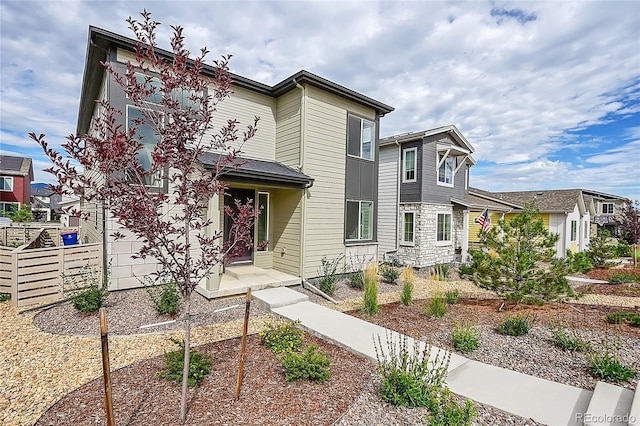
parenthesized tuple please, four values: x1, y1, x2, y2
(397, 203, 461, 269)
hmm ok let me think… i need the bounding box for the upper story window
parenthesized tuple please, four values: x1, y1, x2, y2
(346, 200, 373, 241)
(347, 114, 375, 161)
(134, 72, 200, 110)
(402, 148, 417, 182)
(0, 176, 13, 192)
(602, 203, 614, 214)
(437, 154, 454, 186)
(126, 105, 164, 189)
(436, 213, 452, 244)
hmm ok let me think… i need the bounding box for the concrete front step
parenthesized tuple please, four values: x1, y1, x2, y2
(583, 381, 635, 426)
(253, 287, 309, 309)
(627, 381, 640, 426)
(225, 264, 268, 279)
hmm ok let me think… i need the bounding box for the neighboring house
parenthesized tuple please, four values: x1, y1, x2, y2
(581, 189, 630, 238)
(469, 188, 592, 257)
(58, 195, 81, 227)
(31, 185, 62, 222)
(77, 26, 394, 296)
(378, 125, 511, 269)
(0, 155, 33, 215)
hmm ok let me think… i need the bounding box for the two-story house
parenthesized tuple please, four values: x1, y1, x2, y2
(581, 189, 630, 238)
(0, 155, 33, 216)
(77, 27, 394, 296)
(377, 125, 509, 269)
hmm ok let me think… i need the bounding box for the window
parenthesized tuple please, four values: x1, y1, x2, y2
(402, 212, 415, 244)
(602, 203, 614, 214)
(437, 154, 454, 186)
(436, 213, 452, 243)
(347, 115, 375, 161)
(257, 192, 269, 251)
(126, 105, 163, 188)
(0, 176, 13, 192)
(570, 220, 577, 241)
(0, 202, 18, 214)
(346, 200, 373, 241)
(402, 148, 417, 182)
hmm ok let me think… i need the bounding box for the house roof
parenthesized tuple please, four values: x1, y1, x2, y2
(0, 155, 34, 180)
(451, 194, 520, 212)
(31, 185, 55, 197)
(199, 152, 314, 189)
(77, 26, 394, 134)
(469, 187, 585, 214)
(380, 125, 475, 153)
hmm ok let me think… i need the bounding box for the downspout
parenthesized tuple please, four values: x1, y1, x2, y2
(394, 140, 401, 252)
(294, 79, 307, 281)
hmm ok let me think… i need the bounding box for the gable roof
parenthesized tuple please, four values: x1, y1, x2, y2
(78, 26, 394, 134)
(0, 155, 34, 180)
(380, 124, 475, 153)
(470, 187, 585, 214)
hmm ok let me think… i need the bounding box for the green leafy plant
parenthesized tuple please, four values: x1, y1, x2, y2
(426, 297, 447, 318)
(565, 250, 593, 274)
(317, 254, 345, 295)
(451, 322, 480, 353)
(349, 271, 364, 289)
(630, 315, 640, 327)
(145, 280, 181, 315)
(259, 320, 305, 354)
(280, 344, 331, 383)
(362, 263, 380, 315)
(380, 264, 401, 283)
(400, 267, 414, 306)
(0, 293, 10, 303)
(608, 272, 640, 285)
(587, 336, 637, 383)
(424, 387, 477, 426)
(157, 338, 212, 387)
(2, 204, 33, 222)
(374, 331, 450, 407)
(496, 313, 534, 336)
(613, 241, 632, 257)
(549, 321, 592, 352)
(432, 263, 450, 280)
(585, 229, 617, 269)
(62, 263, 109, 313)
(606, 311, 640, 327)
(445, 289, 459, 304)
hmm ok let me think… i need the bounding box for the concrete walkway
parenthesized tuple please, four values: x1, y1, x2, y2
(253, 287, 637, 426)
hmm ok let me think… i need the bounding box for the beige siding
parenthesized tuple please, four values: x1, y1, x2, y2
(378, 145, 399, 255)
(302, 85, 375, 278)
(271, 189, 302, 276)
(275, 90, 301, 168)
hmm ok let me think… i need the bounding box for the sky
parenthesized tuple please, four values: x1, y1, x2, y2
(1, 0, 639, 201)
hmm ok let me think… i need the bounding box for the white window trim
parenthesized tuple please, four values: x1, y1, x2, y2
(0, 201, 19, 212)
(257, 192, 269, 252)
(400, 211, 415, 246)
(570, 220, 577, 242)
(0, 176, 14, 192)
(346, 200, 374, 241)
(347, 115, 376, 162)
(602, 203, 614, 214)
(436, 153, 454, 187)
(435, 213, 453, 246)
(402, 148, 417, 183)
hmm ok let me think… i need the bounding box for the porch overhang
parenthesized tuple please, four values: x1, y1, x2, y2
(199, 152, 314, 189)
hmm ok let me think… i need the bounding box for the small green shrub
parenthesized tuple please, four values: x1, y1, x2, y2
(400, 280, 413, 306)
(317, 255, 345, 295)
(613, 241, 632, 257)
(426, 297, 447, 318)
(0, 293, 10, 303)
(380, 264, 401, 283)
(608, 272, 640, 285)
(63, 263, 110, 313)
(146, 281, 181, 315)
(362, 264, 380, 315)
(424, 387, 477, 426)
(349, 271, 364, 289)
(67, 286, 109, 313)
(588, 353, 637, 383)
(451, 322, 480, 353)
(458, 263, 474, 277)
(496, 314, 534, 336)
(433, 263, 450, 280)
(606, 311, 632, 324)
(445, 289, 459, 304)
(157, 338, 212, 387)
(259, 320, 304, 354)
(565, 250, 593, 274)
(374, 331, 449, 407)
(280, 344, 331, 383)
(630, 315, 640, 327)
(549, 321, 592, 352)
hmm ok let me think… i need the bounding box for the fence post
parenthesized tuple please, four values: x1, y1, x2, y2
(10, 250, 18, 307)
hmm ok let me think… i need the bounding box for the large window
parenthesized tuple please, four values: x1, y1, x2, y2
(402, 212, 415, 244)
(0, 176, 13, 192)
(347, 115, 375, 161)
(570, 220, 577, 241)
(436, 213, 452, 243)
(134, 72, 199, 109)
(402, 148, 417, 182)
(126, 105, 163, 188)
(346, 200, 373, 241)
(257, 192, 269, 251)
(602, 203, 614, 214)
(437, 154, 454, 186)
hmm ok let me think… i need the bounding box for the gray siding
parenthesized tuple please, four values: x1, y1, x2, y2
(378, 145, 399, 255)
(399, 140, 422, 203)
(421, 134, 469, 204)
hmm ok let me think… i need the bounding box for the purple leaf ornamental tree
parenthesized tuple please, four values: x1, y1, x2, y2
(30, 11, 259, 423)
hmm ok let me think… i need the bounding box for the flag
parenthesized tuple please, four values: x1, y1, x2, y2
(474, 208, 491, 232)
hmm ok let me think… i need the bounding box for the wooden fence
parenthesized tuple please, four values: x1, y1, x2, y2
(0, 242, 102, 307)
(0, 224, 76, 247)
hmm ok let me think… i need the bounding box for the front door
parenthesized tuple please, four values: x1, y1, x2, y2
(224, 188, 255, 263)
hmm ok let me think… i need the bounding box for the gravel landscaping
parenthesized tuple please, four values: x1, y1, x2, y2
(2, 274, 639, 425)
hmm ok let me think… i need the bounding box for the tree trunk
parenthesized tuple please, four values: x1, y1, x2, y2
(179, 293, 191, 424)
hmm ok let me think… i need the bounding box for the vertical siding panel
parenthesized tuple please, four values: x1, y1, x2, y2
(378, 145, 399, 255)
(275, 90, 301, 168)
